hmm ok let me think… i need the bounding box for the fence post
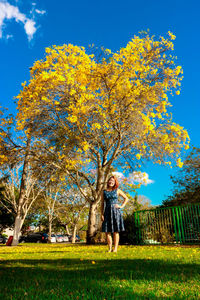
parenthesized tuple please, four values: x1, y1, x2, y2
(192, 204, 199, 241)
(175, 207, 182, 243)
(134, 212, 138, 243)
(134, 212, 141, 244)
(195, 204, 200, 237)
(172, 208, 179, 243)
(137, 212, 142, 244)
(178, 207, 185, 243)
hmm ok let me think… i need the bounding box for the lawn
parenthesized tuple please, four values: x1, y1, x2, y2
(0, 243, 200, 299)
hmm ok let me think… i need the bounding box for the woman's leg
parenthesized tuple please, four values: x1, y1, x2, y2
(106, 232, 112, 252)
(113, 232, 119, 252)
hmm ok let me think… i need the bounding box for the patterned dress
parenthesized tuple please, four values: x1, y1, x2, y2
(102, 189, 125, 233)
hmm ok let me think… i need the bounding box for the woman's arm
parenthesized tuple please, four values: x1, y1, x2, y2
(100, 191, 104, 221)
(117, 189, 129, 209)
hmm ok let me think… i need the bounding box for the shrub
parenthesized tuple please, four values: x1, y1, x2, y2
(120, 213, 138, 245)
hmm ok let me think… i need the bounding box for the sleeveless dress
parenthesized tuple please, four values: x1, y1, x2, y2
(102, 189, 125, 233)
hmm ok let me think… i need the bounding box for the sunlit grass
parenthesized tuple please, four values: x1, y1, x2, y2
(0, 243, 200, 299)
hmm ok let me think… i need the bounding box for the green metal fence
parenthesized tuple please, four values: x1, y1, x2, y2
(134, 203, 200, 244)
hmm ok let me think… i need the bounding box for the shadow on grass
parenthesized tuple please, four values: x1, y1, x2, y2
(0, 257, 200, 300)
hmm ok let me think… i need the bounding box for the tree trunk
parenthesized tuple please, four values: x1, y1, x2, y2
(65, 225, 70, 235)
(12, 137, 31, 246)
(12, 214, 23, 246)
(71, 224, 77, 244)
(87, 202, 98, 244)
(48, 214, 52, 243)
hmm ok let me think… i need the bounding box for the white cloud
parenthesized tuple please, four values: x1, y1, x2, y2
(24, 19, 36, 41)
(128, 171, 154, 185)
(35, 9, 46, 15)
(112, 171, 154, 186)
(0, 1, 43, 41)
(6, 33, 13, 39)
(112, 172, 125, 179)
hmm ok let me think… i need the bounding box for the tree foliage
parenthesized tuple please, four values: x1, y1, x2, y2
(162, 147, 200, 206)
(17, 32, 189, 173)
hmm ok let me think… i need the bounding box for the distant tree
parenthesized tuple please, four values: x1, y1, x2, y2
(55, 183, 89, 243)
(42, 185, 60, 243)
(162, 147, 200, 207)
(0, 113, 52, 246)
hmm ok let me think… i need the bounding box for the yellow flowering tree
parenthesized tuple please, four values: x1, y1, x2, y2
(16, 32, 189, 243)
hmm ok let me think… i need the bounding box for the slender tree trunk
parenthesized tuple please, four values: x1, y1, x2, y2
(12, 137, 31, 246)
(65, 225, 70, 235)
(48, 213, 52, 243)
(71, 224, 77, 244)
(87, 202, 98, 244)
(12, 214, 23, 245)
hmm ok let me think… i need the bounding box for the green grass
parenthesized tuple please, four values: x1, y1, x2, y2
(0, 243, 200, 299)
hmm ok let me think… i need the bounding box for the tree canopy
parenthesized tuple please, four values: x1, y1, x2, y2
(162, 147, 200, 206)
(17, 32, 189, 171)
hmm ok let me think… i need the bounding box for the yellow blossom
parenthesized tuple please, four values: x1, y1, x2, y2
(68, 115, 77, 123)
(168, 31, 176, 40)
(136, 154, 141, 160)
(177, 158, 183, 168)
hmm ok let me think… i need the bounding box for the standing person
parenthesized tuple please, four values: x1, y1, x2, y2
(101, 176, 129, 253)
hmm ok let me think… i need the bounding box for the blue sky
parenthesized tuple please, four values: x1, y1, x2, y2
(0, 0, 199, 205)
